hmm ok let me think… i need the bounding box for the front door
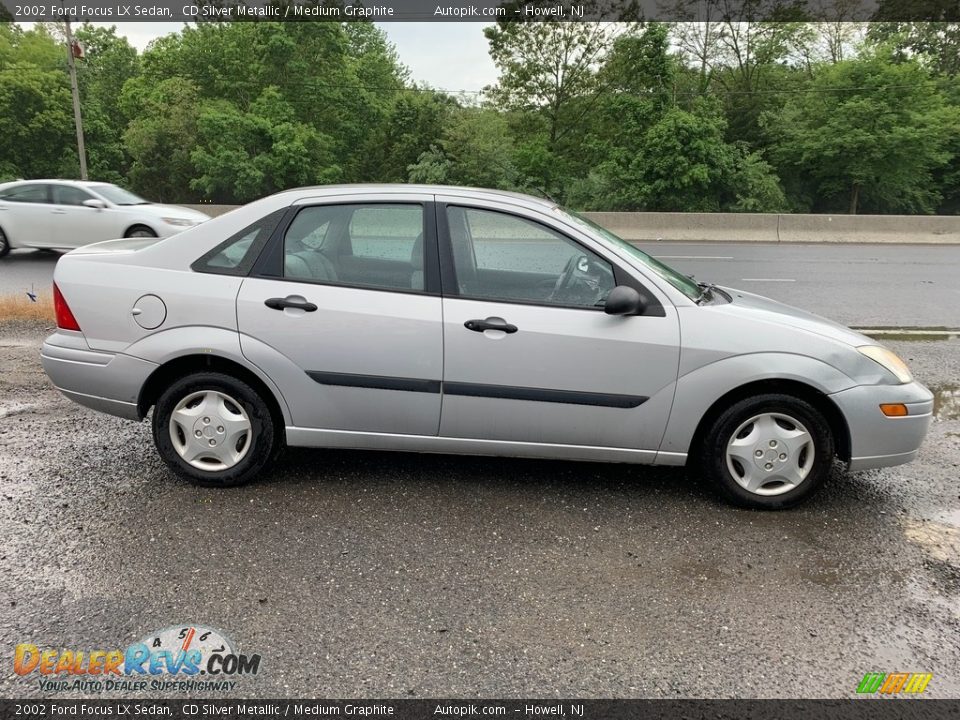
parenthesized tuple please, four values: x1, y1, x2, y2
(436, 199, 681, 453)
(49, 184, 123, 248)
(236, 195, 443, 436)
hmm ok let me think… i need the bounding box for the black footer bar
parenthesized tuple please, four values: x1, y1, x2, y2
(4, 699, 959, 720)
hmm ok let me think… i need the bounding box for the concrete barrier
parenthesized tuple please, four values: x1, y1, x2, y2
(776, 213, 960, 244)
(582, 211, 780, 243)
(186, 204, 241, 218)
(183, 205, 960, 244)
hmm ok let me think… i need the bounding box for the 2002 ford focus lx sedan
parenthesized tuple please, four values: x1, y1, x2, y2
(41, 185, 933, 509)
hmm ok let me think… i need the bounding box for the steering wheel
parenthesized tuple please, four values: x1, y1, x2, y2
(547, 255, 582, 302)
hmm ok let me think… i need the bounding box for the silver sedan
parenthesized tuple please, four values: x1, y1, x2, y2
(40, 185, 933, 509)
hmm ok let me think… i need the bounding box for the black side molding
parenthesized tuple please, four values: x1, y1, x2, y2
(306, 373, 647, 409)
(307, 371, 441, 394)
(444, 382, 647, 408)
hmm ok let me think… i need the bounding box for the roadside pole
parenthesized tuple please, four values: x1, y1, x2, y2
(63, 17, 88, 180)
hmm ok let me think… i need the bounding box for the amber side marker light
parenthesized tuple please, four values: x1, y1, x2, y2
(880, 403, 909, 417)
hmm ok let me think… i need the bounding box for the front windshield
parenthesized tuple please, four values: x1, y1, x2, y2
(93, 184, 149, 206)
(554, 206, 702, 300)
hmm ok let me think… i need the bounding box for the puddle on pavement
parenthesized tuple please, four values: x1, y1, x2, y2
(902, 518, 960, 566)
(857, 327, 959, 342)
(932, 385, 960, 420)
(935, 509, 960, 528)
(0, 401, 39, 419)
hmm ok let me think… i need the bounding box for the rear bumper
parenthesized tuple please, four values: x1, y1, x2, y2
(829, 381, 934, 471)
(40, 330, 156, 421)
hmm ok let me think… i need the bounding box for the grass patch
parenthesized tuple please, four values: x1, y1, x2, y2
(0, 292, 54, 323)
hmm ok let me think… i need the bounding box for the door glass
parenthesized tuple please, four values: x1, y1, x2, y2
(284, 204, 425, 291)
(52, 185, 95, 206)
(446, 206, 615, 309)
(0, 184, 50, 203)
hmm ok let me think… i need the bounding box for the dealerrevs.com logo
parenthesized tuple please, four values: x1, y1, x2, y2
(14, 625, 261, 693)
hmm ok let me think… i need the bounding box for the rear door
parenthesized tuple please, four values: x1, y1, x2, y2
(436, 196, 681, 454)
(235, 193, 444, 436)
(0, 183, 54, 248)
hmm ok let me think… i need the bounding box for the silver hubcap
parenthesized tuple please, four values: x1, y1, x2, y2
(725, 412, 815, 496)
(130, 229, 154, 238)
(169, 390, 251, 471)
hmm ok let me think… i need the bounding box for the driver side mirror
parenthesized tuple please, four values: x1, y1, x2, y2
(604, 285, 646, 316)
(82, 198, 106, 210)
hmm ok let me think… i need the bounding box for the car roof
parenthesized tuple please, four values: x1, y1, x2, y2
(273, 184, 559, 210)
(0, 179, 113, 188)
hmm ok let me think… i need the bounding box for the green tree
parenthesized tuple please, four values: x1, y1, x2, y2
(763, 53, 958, 213)
(0, 63, 72, 180)
(484, 6, 634, 197)
(121, 76, 201, 202)
(73, 24, 139, 182)
(190, 87, 340, 203)
(408, 108, 517, 189)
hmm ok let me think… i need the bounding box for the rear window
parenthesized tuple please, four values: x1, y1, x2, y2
(0, 183, 50, 203)
(192, 209, 287, 276)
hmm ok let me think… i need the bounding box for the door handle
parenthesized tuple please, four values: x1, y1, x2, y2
(265, 297, 318, 312)
(51, 209, 67, 215)
(464, 318, 518, 334)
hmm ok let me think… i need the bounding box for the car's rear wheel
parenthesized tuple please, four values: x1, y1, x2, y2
(152, 372, 277, 487)
(696, 393, 834, 509)
(0, 227, 10, 258)
(125, 224, 157, 238)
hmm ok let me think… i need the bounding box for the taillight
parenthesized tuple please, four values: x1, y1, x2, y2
(53, 283, 81, 331)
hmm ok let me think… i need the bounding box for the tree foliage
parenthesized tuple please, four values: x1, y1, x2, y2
(0, 19, 958, 214)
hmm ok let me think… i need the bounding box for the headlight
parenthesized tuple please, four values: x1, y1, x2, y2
(857, 345, 913, 383)
(161, 217, 200, 227)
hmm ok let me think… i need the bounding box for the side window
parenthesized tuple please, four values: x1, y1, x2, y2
(52, 185, 94, 206)
(192, 209, 287, 276)
(446, 206, 615, 309)
(283, 203, 426, 291)
(0, 184, 50, 203)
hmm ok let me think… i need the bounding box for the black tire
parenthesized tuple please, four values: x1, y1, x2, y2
(695, 393, 834, 510)
(124, 224, 157, 238)
(0, 227, 10, 258)
(152, 372, 278, 488)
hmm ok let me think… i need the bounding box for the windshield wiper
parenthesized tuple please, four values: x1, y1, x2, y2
(695, 281, 719, 305)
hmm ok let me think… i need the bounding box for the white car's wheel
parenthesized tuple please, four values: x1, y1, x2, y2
(125, 224, 157, 238)
(0, 227, 10, 258)
(152, 372, 277, 487)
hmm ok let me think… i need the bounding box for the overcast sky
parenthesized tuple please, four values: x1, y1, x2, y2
(23, 21, 500, 92)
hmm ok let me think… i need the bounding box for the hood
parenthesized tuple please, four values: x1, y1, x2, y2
(126, 204, 210, 223)
(720, 286, 873, 347)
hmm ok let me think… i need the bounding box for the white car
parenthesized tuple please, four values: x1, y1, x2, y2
(0, 179, 210, 256)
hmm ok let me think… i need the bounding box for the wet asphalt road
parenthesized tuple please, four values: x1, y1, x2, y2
(4, 242, 960, 328)
(0, 323, 958, 699)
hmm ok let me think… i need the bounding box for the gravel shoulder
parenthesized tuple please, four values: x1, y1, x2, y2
(1, 322, 958, 699)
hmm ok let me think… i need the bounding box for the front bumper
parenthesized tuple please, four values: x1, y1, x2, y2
(829, 380, 934, 471)
(40, 330, 156, 421)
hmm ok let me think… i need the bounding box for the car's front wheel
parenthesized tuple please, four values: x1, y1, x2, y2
(125, 224, 157, 238)
(0, 227, 10, 258)
(152, 372, 277, 487)
(696, 393, 834, 509)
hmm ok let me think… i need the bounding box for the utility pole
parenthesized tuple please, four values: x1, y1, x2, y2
(63, 17, 88, 180)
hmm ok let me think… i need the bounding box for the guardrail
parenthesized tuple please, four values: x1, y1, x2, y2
(182, 205, 960, 244)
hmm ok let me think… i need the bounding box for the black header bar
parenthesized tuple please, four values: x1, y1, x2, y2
(1, 0, 956, 24)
